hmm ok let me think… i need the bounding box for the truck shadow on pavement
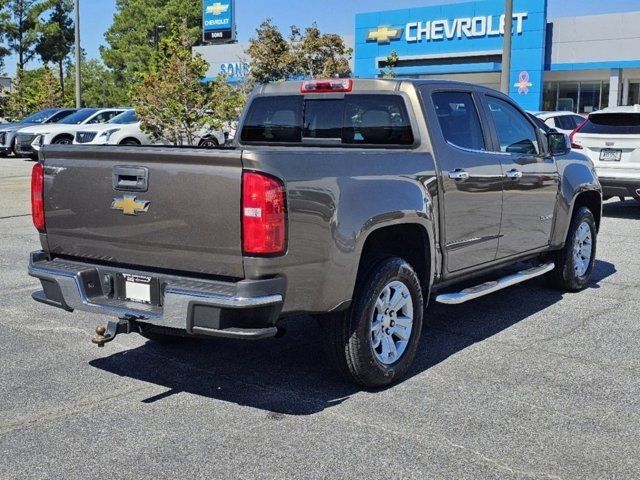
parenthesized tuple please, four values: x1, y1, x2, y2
(89, 260, 616, 416)
(602, 200, 640, 219)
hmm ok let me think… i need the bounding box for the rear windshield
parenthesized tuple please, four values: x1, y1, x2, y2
(241, 94, 414, 146)
(580, 113, 640, 135)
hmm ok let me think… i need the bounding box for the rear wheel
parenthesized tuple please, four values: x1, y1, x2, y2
(52, 135, 73, 145)
(199, 137, 219, 149)
(321, 257, 424, 388)
(546, 206, 597, 291)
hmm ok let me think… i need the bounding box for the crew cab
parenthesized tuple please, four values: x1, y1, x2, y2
(28, 79, 602, 387)
(570, 105, 640, 203)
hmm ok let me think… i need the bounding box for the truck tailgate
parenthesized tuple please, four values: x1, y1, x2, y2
(41, 145, 245, 278)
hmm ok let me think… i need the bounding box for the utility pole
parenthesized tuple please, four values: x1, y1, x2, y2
(74, 0, 82, 108)
(500, 0, 513, 95)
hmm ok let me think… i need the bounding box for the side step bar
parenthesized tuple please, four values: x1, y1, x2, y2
(435, 262, 555, 305)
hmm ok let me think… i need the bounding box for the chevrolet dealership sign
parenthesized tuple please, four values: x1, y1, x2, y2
(203, 0, 235, 43)
(367, 13, 528, 44)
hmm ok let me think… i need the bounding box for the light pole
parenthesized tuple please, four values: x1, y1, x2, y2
(500, 0, 513, 95)
(74, 0, 82, 108)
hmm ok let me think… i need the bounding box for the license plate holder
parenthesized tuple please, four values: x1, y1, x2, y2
(120, 274, 159, 305)
(599, 149, 622, 162)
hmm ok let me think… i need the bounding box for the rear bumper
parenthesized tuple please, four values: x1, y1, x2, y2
(28, 251, 285, 340)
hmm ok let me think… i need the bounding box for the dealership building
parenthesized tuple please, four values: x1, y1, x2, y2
(198, 0, 640, 113)
(354, 0, 640, 112)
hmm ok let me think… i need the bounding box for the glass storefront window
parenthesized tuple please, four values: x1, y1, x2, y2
(557, 82, 579, 112)
(542, 81, 611, 113)
(542, 82, 558, 112)
(580, 82, 601, 114)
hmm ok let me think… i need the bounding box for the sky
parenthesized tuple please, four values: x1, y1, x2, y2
(6, 0, 640, 76)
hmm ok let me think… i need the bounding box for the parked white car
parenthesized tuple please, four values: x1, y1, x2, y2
(534, 111, 586, 135)
(570, 105, 640, 202)
(15, 108, 127, 158)
(75, 111, 228, 148)
(74, 110, 156, 146)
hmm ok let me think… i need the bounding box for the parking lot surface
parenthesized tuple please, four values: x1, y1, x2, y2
(0, 157, 638, 479)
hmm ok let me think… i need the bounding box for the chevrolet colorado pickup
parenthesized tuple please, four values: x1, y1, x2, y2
(28, 79, 602, 387)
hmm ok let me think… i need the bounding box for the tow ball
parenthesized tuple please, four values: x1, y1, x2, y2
(91, 316, 141, 347)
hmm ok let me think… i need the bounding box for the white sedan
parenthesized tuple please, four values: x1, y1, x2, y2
(14, 108, 126, 158)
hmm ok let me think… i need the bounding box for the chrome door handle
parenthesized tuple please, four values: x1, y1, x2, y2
(505, 169, 523, 180)
(448, 169, 470, 181)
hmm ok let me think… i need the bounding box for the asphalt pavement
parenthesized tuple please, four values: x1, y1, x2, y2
(0, 157, 638, 479)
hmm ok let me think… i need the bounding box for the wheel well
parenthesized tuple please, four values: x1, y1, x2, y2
(52, 134, 74, 143)
(199, 136, 219, 146)
(119, 137, 141, 145)
(573, 191, 602, 231)
(357, 224, 430, 288)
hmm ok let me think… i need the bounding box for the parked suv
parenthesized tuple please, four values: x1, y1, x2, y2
(570, 105, 640, 202)
(15, 108, 127, 159)
(0, 108, 77, 157)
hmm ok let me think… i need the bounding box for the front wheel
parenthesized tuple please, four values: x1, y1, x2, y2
(52, 136, 73, 145)
(546, 206, 597, 291)
(321, 257, 424, 388)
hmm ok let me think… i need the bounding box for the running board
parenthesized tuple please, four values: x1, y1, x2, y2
(435, 262, 555, 305)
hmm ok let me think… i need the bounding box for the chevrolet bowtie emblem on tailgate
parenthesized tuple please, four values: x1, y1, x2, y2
(206, 2, 229, 15)
(111, 195, 150, 216)
(367, 26, 403, 44)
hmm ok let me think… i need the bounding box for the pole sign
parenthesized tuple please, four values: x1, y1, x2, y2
(203, 0, 235, 43)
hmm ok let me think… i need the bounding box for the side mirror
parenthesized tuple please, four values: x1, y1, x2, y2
(547, 132, 571, 156)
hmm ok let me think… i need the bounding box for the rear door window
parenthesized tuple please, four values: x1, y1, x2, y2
(579, 113, 640, 135)
(431, 91, 486, 151)
(241, 94, 414, 146)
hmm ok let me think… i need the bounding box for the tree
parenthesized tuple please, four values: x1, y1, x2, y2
(3, 0, 44, 70)
(380, 51, 399, 78)
(101, 0, 201, 88)
(131, 24, 226, 146)
(4, 66, 62, 118)
(35, 0, 74, 94)
(291, 23, 352, 79)
(246, 19, 352, 84)
(63, 58, 126, 108)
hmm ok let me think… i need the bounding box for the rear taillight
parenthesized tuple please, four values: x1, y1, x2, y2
(242, 171, 286, 256)
(31, 162, 45, 233)
(570, 117, 588, 149)
(301, 79, 353, 93)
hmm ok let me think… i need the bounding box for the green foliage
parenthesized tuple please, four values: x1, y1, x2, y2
(380, 51, 399, 79)
(35, 0, 73, 92)
(3, 66, 61, 118)
(101, 0, 201, 88)
(131, 23, 246, 146)
(63, 59, 126, 108)
(2, 0, 46, 69)
(246, 19, 352, 84)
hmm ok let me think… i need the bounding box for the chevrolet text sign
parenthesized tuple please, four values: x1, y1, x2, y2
(406, 13, 527, 42)
(203, 0, 235, 43)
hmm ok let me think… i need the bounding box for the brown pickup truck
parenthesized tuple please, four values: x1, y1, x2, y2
(29, 79, 601, 387)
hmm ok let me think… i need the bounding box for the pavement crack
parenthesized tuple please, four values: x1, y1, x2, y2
(0, 385, 155, 436)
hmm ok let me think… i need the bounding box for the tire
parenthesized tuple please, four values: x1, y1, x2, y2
(546, 206, 597, 291)
(199, 137, 219, 149)
(321, 257, 424, 388)
(139, 325, 190, 344)
(52, 135, 73, 145)
(119, 138, 140, 146)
